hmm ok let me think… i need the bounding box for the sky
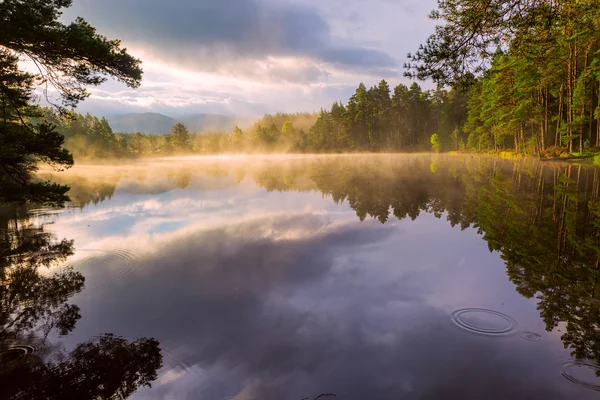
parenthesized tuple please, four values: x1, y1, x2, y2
(62, 0, 438, 119)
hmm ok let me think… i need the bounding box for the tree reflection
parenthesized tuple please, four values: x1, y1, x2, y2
(1, 334, 161, 400)
(30, 156, 600, 370)
(0, 218, 81, 341)
(247, 156, 600, 366)
(0, 214, 162, 399)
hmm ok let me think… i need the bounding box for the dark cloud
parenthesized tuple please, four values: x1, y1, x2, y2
(63, 213, 592, 400)
(65, 0, 398, 79)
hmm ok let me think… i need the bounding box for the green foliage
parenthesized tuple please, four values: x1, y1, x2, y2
(0, 53, 74, 206)
(0, 201, 162, 400)
(410, 0, 600, 155)
(245, 156, 600, 363)
(406, 0, 562, 84)
(430, 133, 441, 153)
(27, 80, 470, 156)
(0, 0, 141, 205)
(0, 220, 82, 341)
(171, 122, 191, 152)
(0, 0, 142, 108)
(2, 334, 162, 400)
(127, 81, 463, 154)
(449, 128, 461, 151)
(303, 81, 466, 152)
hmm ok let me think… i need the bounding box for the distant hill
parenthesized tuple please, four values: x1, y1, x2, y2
(178, 114, 237, 133)
(108, 112, 237, 134)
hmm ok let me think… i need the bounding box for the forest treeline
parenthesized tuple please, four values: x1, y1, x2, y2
(3, 0, 600, 205)
(303, 0, 600, 157)
(12, 1, 600, 166)
(407, 0, 600, 157)
(44, 27, 600, 158)
(36, 108, 321, 158)
(36, 80, 468, 157)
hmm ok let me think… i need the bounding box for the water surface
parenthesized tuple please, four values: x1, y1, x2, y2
(2, 154, 600, 399)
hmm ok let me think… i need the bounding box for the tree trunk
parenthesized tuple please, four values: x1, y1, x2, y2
(557, 84, 563, 147)
(580, 44, 590, 153)
(520, 124, 526, 155)
(544, 86, 549, 150)
(590, 107, 594, 149)
(567, 45, 572, 152)
(597, 82, 600, 147)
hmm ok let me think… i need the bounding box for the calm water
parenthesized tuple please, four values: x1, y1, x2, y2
(2, 154, 600, 399)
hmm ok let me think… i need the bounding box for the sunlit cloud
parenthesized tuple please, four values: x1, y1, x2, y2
(63, 0, 438, 117)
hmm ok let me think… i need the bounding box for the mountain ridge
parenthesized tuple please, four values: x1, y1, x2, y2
(108, 112, 237, 134)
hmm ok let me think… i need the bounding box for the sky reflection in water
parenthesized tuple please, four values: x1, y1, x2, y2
(6, 154, 600, 399)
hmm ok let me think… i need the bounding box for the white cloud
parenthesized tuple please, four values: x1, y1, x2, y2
(63, 0, 438, 118)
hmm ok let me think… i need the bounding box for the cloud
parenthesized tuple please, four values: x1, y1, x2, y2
(61, 212, 580, 400)
(73, 68, 358, 117)
(65, 0, 398, 80)
(41, 158, 581, 399)
(59, 0, 440, 117)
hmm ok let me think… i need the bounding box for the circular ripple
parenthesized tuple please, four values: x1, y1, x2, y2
(66, 249, 139, 292)
(451, 308, 518, 336)
(0, 347, 29, 363)
(562, 361, 600, 391)
(520, 332, 542, 341)
(0, 342, 47, 363)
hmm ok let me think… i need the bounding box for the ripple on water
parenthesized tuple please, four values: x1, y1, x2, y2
(562, 361, 600, 391)
(0, 341, 48, 363)
(451, 308, 518, 336)
(67, 249, 139, 292)
(520, 331, 542, 341)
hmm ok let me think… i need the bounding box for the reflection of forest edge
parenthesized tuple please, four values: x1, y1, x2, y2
(40, 155, 600, 366)
(0, 211, 162, 399)
(3, 154, 600, 397)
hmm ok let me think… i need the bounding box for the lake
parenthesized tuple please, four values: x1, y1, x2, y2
(2, 154, 600, 399)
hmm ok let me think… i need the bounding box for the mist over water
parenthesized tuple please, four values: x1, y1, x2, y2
(4, 154, 600, 399)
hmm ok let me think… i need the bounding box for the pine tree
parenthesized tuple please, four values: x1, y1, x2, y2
(171, 123, 191, 152)
(0, 0, 142, 204)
